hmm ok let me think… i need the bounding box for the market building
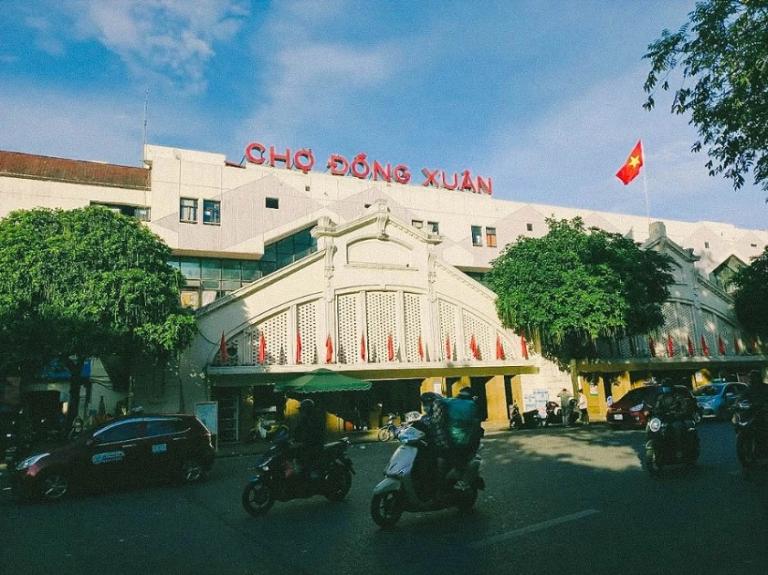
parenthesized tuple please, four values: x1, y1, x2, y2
(1, 143, 766, 440)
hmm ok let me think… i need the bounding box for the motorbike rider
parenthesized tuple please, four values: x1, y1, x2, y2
(292, 399, 326, 479)
(742, 370, 768, 419)
(652, 379, 695, 445)
(445, 387, 484, 491)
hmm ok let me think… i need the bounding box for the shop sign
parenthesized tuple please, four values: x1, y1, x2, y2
(244, 141, 493, 195)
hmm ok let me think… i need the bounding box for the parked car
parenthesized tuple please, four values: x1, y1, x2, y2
(693, 381, 747, 420)
(11, 414, 215, 502)
(606, 385, 697, 428)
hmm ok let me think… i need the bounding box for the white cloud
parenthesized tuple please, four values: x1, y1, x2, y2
(24, 0, 249, 93)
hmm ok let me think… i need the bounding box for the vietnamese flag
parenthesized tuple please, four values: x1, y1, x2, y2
(387, 333, 395, 361)
(325, 334, 334, 364)
(666, 334, 675, 357)
(496, 335, 506, 360)
(258, 332, 267, 364)
(469, 334, 480, 360)
(520, 333, 529, 360)
(733, 335, 741, 355)
(445, 335, 452, 361)
(718, 335, 727, 355)
(417, 335, 424, 361)
(295, 329, 302, 364)
(219, 332, 229, 364)
(616, 140, 644, 185)
(687, 336, 695, 357)
(360, 334, 367, 362)
(701, 335, 710, 357)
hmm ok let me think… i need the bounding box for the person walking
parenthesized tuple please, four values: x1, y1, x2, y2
(557, 387, 572, 426)
(578, 388, 589, 425)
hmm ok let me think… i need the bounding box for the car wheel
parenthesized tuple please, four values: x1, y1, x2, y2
(178, 458, 206, 484)
(377, 428, 392, 442)
(38, 470, 70, 502)
(371, 491, 403, 528)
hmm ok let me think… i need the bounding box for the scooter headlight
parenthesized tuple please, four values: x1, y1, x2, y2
(648, 418, 662, 433)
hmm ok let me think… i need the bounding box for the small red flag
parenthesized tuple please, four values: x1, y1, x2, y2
(616, 140, 644, 185)
(360, 334, 367, 362)
(417, 335, 424, 361)
(258, 332, 267, 364)
(495, 335, 505, 360)
(734, 335, 741, 355)
(666, 335, 675, 357)
(387, 333, 395, 361)
(219, 332, 229, 364)
(469, 334, 480, 360)
(687, 336, 695, 357)
(295, 329, 302, 364)
(648, 336, 656, 358)
(718, 335, 726, 355)
(520, 333, 529, 360)
(701, 335, 710, 357)
(445, 335, 452, 361)
(325, 334, 334, 364)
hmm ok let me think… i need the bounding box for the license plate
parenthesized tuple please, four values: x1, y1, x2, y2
(613, 414, 623, 421)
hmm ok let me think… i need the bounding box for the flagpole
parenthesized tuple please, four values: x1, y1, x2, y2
(641, 150, 651, 227)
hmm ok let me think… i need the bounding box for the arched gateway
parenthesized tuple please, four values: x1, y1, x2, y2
(179, 201, 538, 440)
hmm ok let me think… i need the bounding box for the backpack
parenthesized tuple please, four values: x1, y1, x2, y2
(445, 397, 480, 448)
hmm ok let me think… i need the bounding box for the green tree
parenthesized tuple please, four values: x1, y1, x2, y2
(0, 206, 197, 425)
(730, 246, 768, 340)
(643, 0, 768, 193)
(486, 218, 674, 368)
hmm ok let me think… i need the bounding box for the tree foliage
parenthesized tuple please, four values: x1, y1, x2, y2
(730, 246, 768, 339)
(0, 207, 197, 421)
(486, 218, 674, 367)
(643, 0, 768, 194)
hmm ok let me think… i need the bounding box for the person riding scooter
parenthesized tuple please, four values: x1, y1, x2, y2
(445, 387, 483, 491)
(292, 399, 326, 479)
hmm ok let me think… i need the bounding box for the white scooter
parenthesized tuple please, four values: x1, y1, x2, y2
(370, 422, 484, 528)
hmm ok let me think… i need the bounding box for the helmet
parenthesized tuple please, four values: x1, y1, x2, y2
(457, 386, 474, 399)
(420, 391, 441, 404)
(299, 399, 315, 412)
(659, 379, 673, 394)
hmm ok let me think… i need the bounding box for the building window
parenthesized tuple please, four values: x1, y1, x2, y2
(91, 202, 150, 221)
(526, 223, 533, 232)
(203, 200, 221, 225)
(412, 220, 424, 229)
(180, 198, 197, 223)
(427, 221, 439, 234)
(471, 225, 483, 246)
(750, 243, 757, 248)
(704, 241, 710, 249)
(486, 227, 497, 248)
(266, 197, 279, 209)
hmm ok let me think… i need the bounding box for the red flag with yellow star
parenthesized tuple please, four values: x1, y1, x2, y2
(616, 140, 644, 185)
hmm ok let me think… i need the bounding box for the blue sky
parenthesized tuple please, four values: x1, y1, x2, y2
(0, 0, 765, 230)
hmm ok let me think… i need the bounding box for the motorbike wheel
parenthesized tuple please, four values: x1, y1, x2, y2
(324, 464, 352, 502)
(737, 433, 758, 468)
(377, 428, 392, 442)
(371, 491, 403, 528)
(644, 442, 661, 476)
(242, 480, 275, 517)
(456, 487, 478, 513)
(37, 470, 70, 502)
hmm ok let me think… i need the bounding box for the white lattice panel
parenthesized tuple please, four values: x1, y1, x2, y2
(462, 310, 492, 360)
(366, 292, 397, 362)
(337, 294, 359, 364)
(403, 293, 423, 362)
(297, 301, 318, 365)
(702, 310, 717, 352)
(717, 317, 734, 355)
(246, 311, 288, 365)
(678, 304, 695, 341)
(439, 300, 457, 360)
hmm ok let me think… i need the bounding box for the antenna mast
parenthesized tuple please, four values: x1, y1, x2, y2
(142, 89, 149, 162)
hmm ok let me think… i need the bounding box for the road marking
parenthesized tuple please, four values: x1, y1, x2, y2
(468, 509, 600, 548)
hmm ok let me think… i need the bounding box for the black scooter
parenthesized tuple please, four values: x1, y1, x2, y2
(643, 416, 699, 475)
(509, 403, 542, 429)
(242, 429, 355, 516)
(733, 398, 768, 471)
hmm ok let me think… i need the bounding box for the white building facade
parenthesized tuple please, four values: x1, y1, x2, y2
(1, 144, 766, 439)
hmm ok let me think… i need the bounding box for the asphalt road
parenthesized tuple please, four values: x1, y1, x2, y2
(1, 421, 766, 575)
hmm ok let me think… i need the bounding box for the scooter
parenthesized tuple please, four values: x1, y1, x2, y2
(241, 428, 355, 517)
(733, 398, 768, 470)
(370, 422, 484, 528)
(643, 416, 699, 475)
(509, 403, 542, 430)
(247, 415, 284, 443)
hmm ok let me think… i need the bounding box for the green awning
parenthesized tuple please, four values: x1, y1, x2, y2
(273, 368, 372, 394)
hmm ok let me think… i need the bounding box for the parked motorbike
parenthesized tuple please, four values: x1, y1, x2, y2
(377, 413, 405, 442)
(370, 421, 484, 528)
(509, 403, 542, 430)
(733, 398, 768, 470)
(544, 400, 579, 426)
(643, 416, 699, 475)
(247, 415, 283, 443)
(241, 429, 354, 517)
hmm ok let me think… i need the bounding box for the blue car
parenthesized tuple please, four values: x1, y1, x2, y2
(693, 381, 748, 420)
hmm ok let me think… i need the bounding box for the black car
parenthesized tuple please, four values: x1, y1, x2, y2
(11, 414, 215, 501)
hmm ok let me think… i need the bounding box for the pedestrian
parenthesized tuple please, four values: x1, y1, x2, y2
(557, 387, 572, 426)
(578, 388, 589, 425)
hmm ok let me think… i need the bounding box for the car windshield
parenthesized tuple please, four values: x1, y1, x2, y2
(693, 384, 724, 397)
(615, 387, 657, 405)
